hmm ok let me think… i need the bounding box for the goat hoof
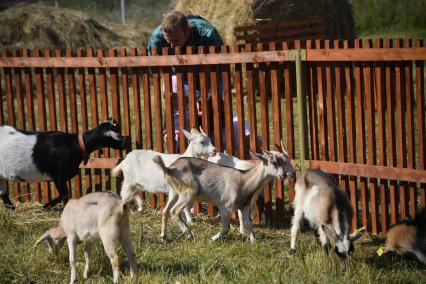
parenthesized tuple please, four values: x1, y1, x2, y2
(5, 204, 16, 210)
(289, 249, 296, 256)
(160, 237, 168, 244)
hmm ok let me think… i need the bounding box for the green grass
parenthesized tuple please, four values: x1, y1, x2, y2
(1, 202, 425, 283)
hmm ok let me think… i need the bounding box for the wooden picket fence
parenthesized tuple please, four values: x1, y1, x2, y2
(0, 39, 425, 234)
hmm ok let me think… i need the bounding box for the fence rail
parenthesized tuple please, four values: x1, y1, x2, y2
(0, 39, 425, 234)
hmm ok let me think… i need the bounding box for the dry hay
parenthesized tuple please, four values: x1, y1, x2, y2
(0, 4, 150, 49)
(175, 0, 356, 45)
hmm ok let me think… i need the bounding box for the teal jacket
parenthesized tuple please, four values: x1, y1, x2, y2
(147, 15, 223, 55)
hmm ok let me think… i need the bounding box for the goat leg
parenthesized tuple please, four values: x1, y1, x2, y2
(44, 178, 69, 209)
(0, 190, 15, 210)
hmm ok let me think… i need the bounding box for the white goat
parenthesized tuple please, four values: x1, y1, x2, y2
(34, 191, 137, 283)
(113, 128, 216, 223)
(153, 150, 295, 243)
(290, 169, 365, 259)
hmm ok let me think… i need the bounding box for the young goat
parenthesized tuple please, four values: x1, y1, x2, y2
(377, 209, 426, 264)
(290, 169, 365, 259)
(153, 150, 295, 243)
(0, 118, 127, 209)
(113, 127, 216, 223)
(34, 191, 138, 283)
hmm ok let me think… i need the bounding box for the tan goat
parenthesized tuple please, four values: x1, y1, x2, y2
(34, 191, 138, 283)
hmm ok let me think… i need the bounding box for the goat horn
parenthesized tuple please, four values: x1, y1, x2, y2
(199, 125, 206, 134)
(280, 139, 287, 152)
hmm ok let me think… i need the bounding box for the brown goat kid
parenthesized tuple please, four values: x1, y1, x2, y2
(378, 209, 426, 264)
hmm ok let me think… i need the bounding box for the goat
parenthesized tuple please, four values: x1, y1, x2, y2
(290, 169, 365, 259)
(208, 139, 289, 234)
(34, 191, 138, 283)
(0, 118, 127, 209)
(153, 150, 295, 243)
(113, 127, 216, 223)
(376, 209, 426, 264)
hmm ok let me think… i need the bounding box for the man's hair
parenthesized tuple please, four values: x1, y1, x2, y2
(162, 11, 188, 33)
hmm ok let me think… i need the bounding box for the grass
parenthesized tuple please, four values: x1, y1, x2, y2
(1, 202, 425, 283)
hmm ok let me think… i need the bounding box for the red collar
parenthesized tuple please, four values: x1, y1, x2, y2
(78, 134, 89, 165)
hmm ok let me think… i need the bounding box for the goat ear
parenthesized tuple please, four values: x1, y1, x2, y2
(182, 129, 193, 141)
(249, 151, 267, 164)
(322, 225, 337, 241)
(190, 128, 200, 135)
(349, 227, 366, 242)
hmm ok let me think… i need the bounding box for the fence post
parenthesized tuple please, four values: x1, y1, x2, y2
(294, 49, 308, 160)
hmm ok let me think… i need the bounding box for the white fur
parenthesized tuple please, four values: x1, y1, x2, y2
(0, 126, 51, 182)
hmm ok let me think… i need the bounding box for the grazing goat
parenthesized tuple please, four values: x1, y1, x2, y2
(113, 127, 216, 223)
(377, 209, 426, 264)
(34, 191, 138, 283)
(290, 169, 365, 259)
(0, 118, 127, 209)
(153, 150, 295, 243)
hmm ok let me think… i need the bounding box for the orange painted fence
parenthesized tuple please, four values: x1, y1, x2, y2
(0, 39, 425, 234)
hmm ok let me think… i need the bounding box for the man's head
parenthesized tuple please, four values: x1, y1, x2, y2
(162, 11, 192, 47)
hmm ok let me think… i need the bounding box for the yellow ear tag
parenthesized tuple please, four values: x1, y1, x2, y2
(376, 246, 384, 257)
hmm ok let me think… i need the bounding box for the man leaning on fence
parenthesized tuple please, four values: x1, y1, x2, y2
(147, 11, 224, 150)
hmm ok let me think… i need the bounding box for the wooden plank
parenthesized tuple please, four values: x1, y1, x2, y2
(221, 45, 234, 155)
(403, 39, 417, 218)
(96, 49, 111, 191)
(186, 47, 198, 131)
(162, 48, 175, 156)
(415, 40, 426, 209)
(141, 48, 153, 150)
(130, 48, 143, 149)
(354, 39, 369, 231)
(66, 49, 81, 199)
(364, 40, 378, 234)
(333, 40, 349, 197)
(209, 46, 223, 154)
(245, 44, 258, 154)
(284, 41, 295, 159)
(0, 65, 3, 125)
(119, 48, 132, 155)
(79, 158, 121, 169)
(233, 45, 246, 159)
(374, 39, 388, 234)
(384, 39, 398, 225)
(87, 48, 102, 192)
(44, 49, 57, 132)
(308, 161, 426, 183)
(257, 42, 272, 224)
(33, 49, 49, 203)
(77, 48, 92, 196)
(315, 40, 327, 160)
(22, 48, 36, 201)
(307, 48, 426, 61)
(55, 50, 67, 133)
(175, 47, 187, 153)
(324, 40, 336, 162)
(270, 42, 284, 224)
(394, 40, 408, 221)
(307, 40, 319, 160)
(343, 40, 358, 230)
(0, 50, 294, 67)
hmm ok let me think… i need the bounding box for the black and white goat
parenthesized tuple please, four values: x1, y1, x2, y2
(290, 169, 365, 259)
(0, 118, 127, 209)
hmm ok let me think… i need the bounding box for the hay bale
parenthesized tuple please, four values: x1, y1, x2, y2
(175, 0, 356, 45)
(0, 4, 150, 49)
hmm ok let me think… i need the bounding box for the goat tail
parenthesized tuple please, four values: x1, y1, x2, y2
(152, 155, 167, 174)
(111, 162, 123, 177)
(33, 230, 51, 249)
